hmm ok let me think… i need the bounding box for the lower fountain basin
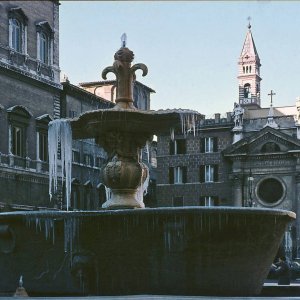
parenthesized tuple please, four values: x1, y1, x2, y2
(0, 207, 295, 296)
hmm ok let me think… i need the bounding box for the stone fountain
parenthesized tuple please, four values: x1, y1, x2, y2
(0, 39, 296, 297)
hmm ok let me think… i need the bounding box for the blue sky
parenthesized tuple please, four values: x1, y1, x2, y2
(59, 1, 300, 116)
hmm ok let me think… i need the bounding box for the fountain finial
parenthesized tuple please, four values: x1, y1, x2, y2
(102, 36, 148, 110)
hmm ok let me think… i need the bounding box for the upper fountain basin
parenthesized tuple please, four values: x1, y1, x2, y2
(70, 108, 203, 139)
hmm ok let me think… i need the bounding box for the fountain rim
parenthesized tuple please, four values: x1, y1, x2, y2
(0, 206, 295, 220)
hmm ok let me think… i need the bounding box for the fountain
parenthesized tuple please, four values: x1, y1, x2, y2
(0, 38, 296, 297)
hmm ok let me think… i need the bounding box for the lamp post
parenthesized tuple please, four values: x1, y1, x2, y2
(247, 169, 254, 207)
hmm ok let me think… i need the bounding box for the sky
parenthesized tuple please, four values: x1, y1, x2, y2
(59, 1, 300, 116)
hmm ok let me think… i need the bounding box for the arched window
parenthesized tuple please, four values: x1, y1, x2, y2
(246, 66, 248, 73)
(244, 83, 251, 99)
(8, 7, 28, 54)
(249, 66, 252, 73)
(36, 21, 53, 65)
(261, 142, 280, 153)
(83, 181, 93, 210)
(97, 183, 107, 209)
(243, 66, 245, 73)
(11, 19, 21, 52)
(7, 105, 32, 157)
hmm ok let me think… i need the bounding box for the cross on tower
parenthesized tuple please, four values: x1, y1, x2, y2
(268, 90, 276, 106)
(247, 16, 251, 29)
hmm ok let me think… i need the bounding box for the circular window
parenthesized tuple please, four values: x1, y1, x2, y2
(257, 178, 284, 205)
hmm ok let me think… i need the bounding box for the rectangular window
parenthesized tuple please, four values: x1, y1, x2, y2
(201, 137, 218, 153)
(95, 156, 105, 168)
(69, 110, 78, 118)
(170, 139, 186, 155)
(84, 154, 92, 166)
(169, 166, 187, 184)
(72, 150, 80, 163)
(205, 165, 214, 182)
(38, 132, 48, 161)
(199, 196, 215, 207)
(173, 196, 184, 207)
(11, 19, 22, 52)
(39, 32, 48, 64)
(200, 165, 218, 183)
(12, 126, 24, 157)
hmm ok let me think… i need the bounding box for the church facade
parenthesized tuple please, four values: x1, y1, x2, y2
(156, 24, 300, 259)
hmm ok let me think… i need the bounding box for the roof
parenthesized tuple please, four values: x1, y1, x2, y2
(240, 26, 260, 60)
(79, 80, 156, 93)
(244, 105, 297, 119)
(61, 81, 114, 108)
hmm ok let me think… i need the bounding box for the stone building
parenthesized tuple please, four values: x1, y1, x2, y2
(79, 80, 154, 111)
(0, 1, 114, 211)
(156, 24, 300, 259)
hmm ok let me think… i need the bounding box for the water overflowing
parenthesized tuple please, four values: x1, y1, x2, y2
(48, 119, 72, 210)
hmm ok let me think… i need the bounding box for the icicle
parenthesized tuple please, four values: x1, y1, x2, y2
(146, 141, 150, 164)
(136, 165, 150, 204)
(170, 128, 175, 141)
(105, 186, 111, 202)
(48, 119, 72, 211)
(178, 111, 198, 137)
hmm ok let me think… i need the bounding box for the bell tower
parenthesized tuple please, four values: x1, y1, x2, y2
(238, 22, 262, 108)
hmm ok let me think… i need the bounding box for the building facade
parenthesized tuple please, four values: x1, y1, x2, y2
(0, 1, 115, 211)
(156, 24, 300, 259)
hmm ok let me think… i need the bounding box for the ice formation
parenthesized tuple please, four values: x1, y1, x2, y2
(48, 119, 72, 211)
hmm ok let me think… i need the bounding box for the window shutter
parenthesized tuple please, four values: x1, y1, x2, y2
(169, 141, 174, 155)
(169, 167, 174, 184)
(181, 140, 186, 154)
(213, 165, 219, 182)
(199, 165, 205, 183)
(182, 167, 187, 183)
(213, 137, 218, 152)
(214, 197, 220, 206)
(200, 138, 205, 153)
(199, 197, 205, 206)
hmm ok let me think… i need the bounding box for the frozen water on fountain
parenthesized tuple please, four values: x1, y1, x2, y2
(48, 119, 72, 211)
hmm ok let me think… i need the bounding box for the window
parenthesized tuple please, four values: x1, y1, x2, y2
(170, 139, 186, 155)
(11, 19, 21, 52)
(36, 21, 54, 65)
(261, 142, 280, 153)
(95, 156, 106, 168)
(97, 184, 107, 208)
(257, 178, 284, 205)
(173, 196, 184, 207)
(199, 196, 218, 207)
(38, 132, 48, 161)
(7, 106, 31, 157)
(71, 179, 81, 210)
(8, 8, 28, 54)
(39, 32, 48, 64)
(244, 83, 251, 99)
(169, 166, 187, 184)
(11, 125, 24, 156)
(36, 114, 52, 162)
(84, 154, 92, 166)
(201, 137, 217, 153)
(84, 181, 93, 210)
(200, 165, 218, 183)
(69, 110, 78, 118)
(72, 150, 80, 163)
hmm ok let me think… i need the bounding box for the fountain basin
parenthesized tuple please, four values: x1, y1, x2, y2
(0, 207, 295, 296)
